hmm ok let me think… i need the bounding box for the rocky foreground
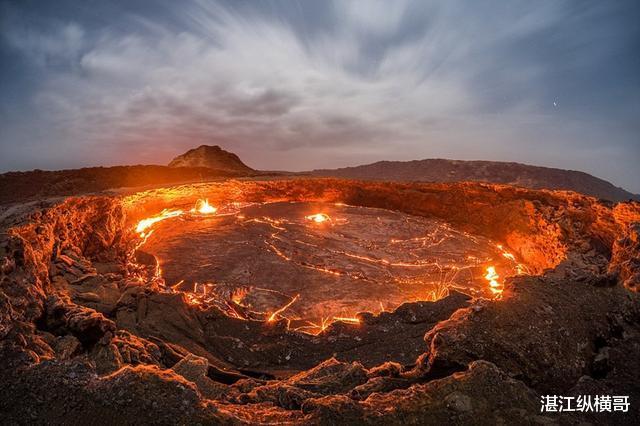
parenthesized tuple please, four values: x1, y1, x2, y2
(1, 178, 639, 424)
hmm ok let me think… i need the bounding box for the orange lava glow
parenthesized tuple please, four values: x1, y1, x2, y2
(294, 314, 361, 335)
(496, 244, 528, 274)
(332, 316, 361, 325)
(192, 199, 217, 214)
(267, 294, 300, 322)
(231, 288, 249, 306)
(485, 265, 502, 296)
(135, 209, 184, 237)
(305, 213, 330, 223)
(134, 199, 218, 238)
(130, 200, 530, 335)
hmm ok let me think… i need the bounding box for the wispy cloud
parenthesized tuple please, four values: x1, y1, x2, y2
(0, 0, 638, 191)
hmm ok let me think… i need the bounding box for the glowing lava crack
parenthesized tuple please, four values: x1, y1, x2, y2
(132, 199, 525, 333)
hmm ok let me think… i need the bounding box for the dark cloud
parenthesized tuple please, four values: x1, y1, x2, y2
(0, 0, 638, 192)
(226, 89, 300, 117)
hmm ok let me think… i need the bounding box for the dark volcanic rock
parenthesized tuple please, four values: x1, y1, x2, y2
(336, 361, 550, 425)
(168, 144, 254, 173)
(417, 276, 640, 393)
(0, 165, 251, 205)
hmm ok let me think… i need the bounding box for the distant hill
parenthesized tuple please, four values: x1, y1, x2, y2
(312, 159, 638, 202)
(0, 145, 261, 205)
(168, 145, 254, 173)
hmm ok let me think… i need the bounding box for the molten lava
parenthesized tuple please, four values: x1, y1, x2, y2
(131, 200, 526, 335)
(135, 209, 184, 238)
(332, 316, 361, 325)
(485, 266, 502, 296)
(192, 199, 217, 214)
(268, 294, 300, 322)
(306, 213, 330, 223)
(134, 199, 217, 238)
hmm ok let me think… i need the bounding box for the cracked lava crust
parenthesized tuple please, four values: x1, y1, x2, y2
(1, 178, 639, 424)
(142, 200, 522, 329)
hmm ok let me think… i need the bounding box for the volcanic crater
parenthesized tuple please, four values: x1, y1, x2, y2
(1, 178, 640, 424)
(142, 200, 521, 328)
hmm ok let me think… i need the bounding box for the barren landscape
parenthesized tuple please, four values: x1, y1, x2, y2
(1, 172, 639, 424)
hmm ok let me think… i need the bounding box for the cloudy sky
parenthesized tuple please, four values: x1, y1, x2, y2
(1, 0, 639, 192)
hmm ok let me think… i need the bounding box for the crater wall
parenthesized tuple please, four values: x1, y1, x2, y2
(1, 178, 639, 424)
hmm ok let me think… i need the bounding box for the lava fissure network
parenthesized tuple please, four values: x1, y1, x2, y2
(133, 199, 523, 332)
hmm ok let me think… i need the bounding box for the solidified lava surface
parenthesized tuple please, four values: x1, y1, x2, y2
(1, 178, 640, 425)
(143, 201, 519, 325)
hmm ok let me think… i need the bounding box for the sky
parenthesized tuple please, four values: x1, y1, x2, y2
(1, 0, 639, 192)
